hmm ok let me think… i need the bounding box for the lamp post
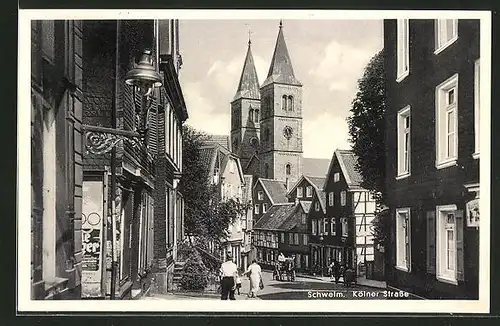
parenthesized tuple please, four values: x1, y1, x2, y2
(82, 48, 162, 299)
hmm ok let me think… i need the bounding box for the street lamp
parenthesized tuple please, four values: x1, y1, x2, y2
(81, 48, 163, 300)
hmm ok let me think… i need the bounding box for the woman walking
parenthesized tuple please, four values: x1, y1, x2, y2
(245, 259, 263, 298)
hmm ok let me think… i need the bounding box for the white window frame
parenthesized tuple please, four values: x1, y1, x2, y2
(473, 59, 480, 159)
(396, 19, 410, 82)
(312, 219, 317, 235)
(434, 19, 458, 55)
(306, 186, 313, 198)
(328, 192, 334, 206)
(258, 191, 264, 201)
(280, 232, 285, 243)
(395, 207, 411, 272)
(303, 234, 308, 245)
(341, 218, 348, 237)
(340, 191, 346, 206)
(315, 202, 320, 211)
(323, 218, 329, 235)
(435, 74, 459, 169)
(254, 204, 259, 214)
(288, 232, 293, 244)
(262, 203, 268, 213)
(436, 204, 458, 285)
(330, 218, 336, 236)
(297, 187, 303, 198)
(333, 172, 340, 183)
(397, 106, 411, 179)
(294, 233, 299, 245)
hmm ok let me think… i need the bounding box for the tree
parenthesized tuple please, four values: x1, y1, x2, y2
(347, 49, 386, 204)
(180, 125, 250, 246)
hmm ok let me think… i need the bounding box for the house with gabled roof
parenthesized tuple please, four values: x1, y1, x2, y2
(200, 142, 247, 268)
(286, 175, 327, 203)
(252, 178, 288, 226)
(317, 149, 376, 278)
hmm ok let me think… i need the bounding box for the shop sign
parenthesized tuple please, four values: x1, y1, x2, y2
(466, 199, 479, 228)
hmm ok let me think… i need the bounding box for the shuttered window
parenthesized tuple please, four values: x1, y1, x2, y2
(436, 205, 464, 284)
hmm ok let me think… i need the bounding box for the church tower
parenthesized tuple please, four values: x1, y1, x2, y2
(259, 21, 303, 186)
(230, 37, 261, 170)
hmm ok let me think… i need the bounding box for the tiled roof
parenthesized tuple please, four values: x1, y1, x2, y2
(233, 42, 261, 101)
(199, 147, 216, 171)
(260, 179, 288, 204)
(262, 23, 302, 87)
(254, 203, 295, 230)
(317, 191, 327, 213)
(303, 158, 330, 178)
(299, 201, 312, 214)
(203, 135, 230, 151)
(336, 150, 364, 188)
(280, 204, 308, 233)
(307, 176, 327, 190)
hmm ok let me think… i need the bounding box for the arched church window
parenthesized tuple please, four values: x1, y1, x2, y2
(249, 109, 254, 122)
(254, 109, 259, 123)
(282, 95, 287, 111)
(285, 163, 291, 175)
(287, 96, 294, 111)
(283, 126, 293, 140)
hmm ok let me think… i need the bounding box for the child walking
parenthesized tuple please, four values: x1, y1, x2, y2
(236, 269, 242, 295)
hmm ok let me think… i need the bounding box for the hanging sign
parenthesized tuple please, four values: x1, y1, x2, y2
(466, 199, 479, 228)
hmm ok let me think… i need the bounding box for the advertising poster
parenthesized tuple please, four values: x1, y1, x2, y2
(81, 177, 105, 298)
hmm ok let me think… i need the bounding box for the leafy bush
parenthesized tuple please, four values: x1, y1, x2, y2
(179, 250, 209, 291)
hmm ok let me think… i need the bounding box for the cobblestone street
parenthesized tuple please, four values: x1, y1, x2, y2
(144, 271, 394, 300)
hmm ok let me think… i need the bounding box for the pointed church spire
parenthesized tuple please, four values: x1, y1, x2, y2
(262, 20, 301, 87)
(233, 38, 261, 101)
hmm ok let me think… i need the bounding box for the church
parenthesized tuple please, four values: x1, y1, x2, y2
(230, 21, 328, 188)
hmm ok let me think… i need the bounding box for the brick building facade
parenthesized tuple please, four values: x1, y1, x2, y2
(31, 20, 84, 299)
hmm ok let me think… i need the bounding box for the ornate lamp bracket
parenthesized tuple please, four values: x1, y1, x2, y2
(82, 124, 141, 155)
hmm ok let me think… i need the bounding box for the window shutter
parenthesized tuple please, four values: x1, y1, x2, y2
(455, 209, 464, 281)
(426, 210, 436, 274)
(406, 213, 411, 272)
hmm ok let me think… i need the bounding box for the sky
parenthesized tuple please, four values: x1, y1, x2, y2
(178, 19, 383, 159)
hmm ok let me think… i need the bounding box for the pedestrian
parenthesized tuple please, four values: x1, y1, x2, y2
(236, 268, 242, 295)
(332, 259, 341, 284)
(219, 252, 237, 300)
(245, 259, 263, 298)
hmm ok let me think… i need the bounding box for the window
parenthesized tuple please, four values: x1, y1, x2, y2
(306, 186, 313, 198)
(330, 218, 336, 236)
(280, 232, 285, 243)
(436, 74, 459, 168)
(319, 219, 324, 235)
(301, 213, 307, 224)
(297, 187, 303, 198)
(328, 192, 334, 206)
(315, 202, 320, 212)
(288, 232, 293, 244)
(340, 191, 346, 206)
(341, 218, 348, 237)
(287, 96, 294, 111)
(282, 95, 287, 111)
(254, 204, 259, 214)
(435, 19, 458, 54)
(249, 109, 254, 122)
(262, 203, 268, 213)
(257, 191, 264, 201)
(323, 218, 328, 235)
(397, 19, 409, 81)
(303, 234, 308, 245)
(254, 109, 259, 123)
(474, 59, 480, 158)
(312, 219, 317, 235)
(334, 172, 340, 183)
(397, 106, 411, 178)
(396, 208, 411, 272)
(294, 233, 299, 245)
(436, 205, 463, 284)
(285, 164, 291, 175)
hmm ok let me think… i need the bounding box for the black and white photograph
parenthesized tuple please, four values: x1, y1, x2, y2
(18, 10, 491, 313)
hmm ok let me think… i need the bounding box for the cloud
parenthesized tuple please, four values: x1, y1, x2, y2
(308, 40, 376, 93)
(182, 81, 230, 135)
(303, 112, 351, 159)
